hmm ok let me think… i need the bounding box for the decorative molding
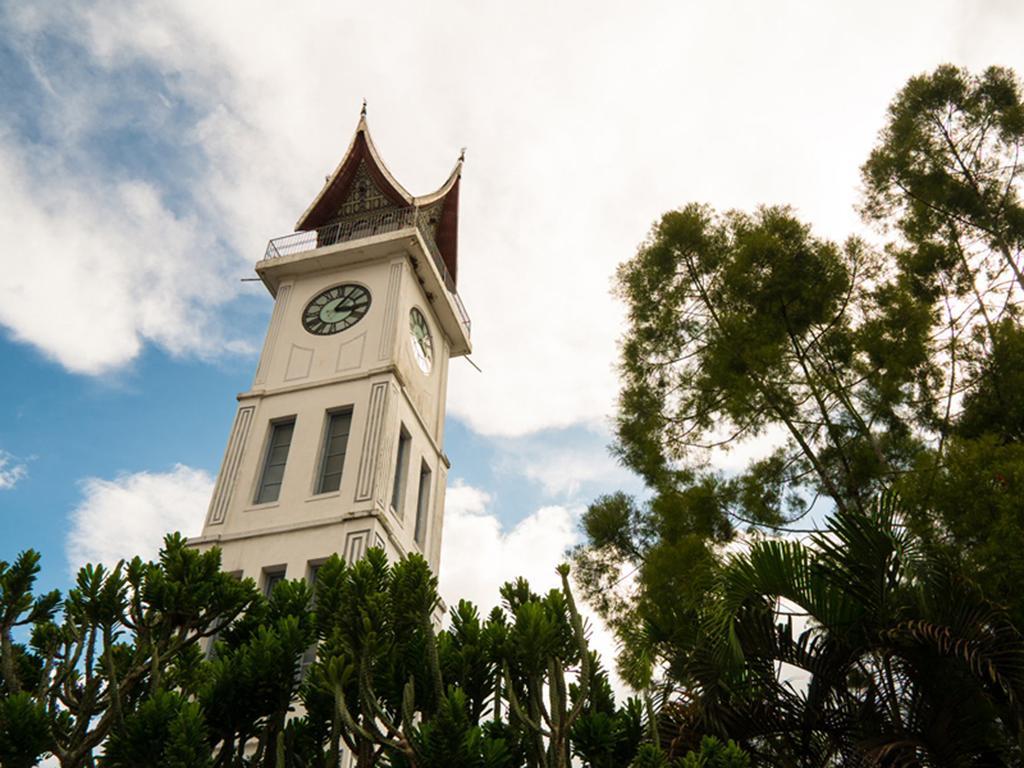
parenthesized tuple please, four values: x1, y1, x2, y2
(345, 528, 372, 563)
(374, 532, 386, 552)
(284, 344, 314, 381)
(378, 261, 403, 361)
(436, 338, 450, 437)
(354, 382, 389, 501)
(239, 362, 399, 400)
(430, 465, 448, 567)
(417, 200, 444, 242)
(206, 406, 255, 525)
(373, 382, 400, 511)
(336, 332, 367, 372)
(190, 509, 381, 546)
(334, 161, 395, 219)
(254, 284, 292, 385)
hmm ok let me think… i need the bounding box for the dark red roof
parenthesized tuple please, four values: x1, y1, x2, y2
(295, 115, 463, 286)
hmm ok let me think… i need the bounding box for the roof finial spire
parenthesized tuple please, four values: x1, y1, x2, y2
(459, 146, 467, 162)
(360, 98, 367, 117)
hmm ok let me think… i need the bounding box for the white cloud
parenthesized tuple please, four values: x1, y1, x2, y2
(0, 450, 28, 490)
(439, 480, 628, 697)
(0, 135, 253, 375)
(65, 464, 213, 575)
(496, 434, 637, 499)
(5, 1, 1024, 436)
(438, 481, 576, 609)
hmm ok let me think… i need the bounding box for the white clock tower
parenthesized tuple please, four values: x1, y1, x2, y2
(189, 111, 470, 593)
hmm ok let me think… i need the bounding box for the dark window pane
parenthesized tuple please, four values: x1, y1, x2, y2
(256, 482, 281, 504)
(322, 453, 345, 477)
(256, 420, 294, 504)
(391, 428, 411, 516)
(271, 422, 294, 447)
(317, 410, 353, 494)
(264, 570, 285, 597)
(320, 472, 342, 493)
(267, 445, 290, 466)
(331, 412, 351, 434)
(262, 463, 285, 487)
(415, 463, 431, 546)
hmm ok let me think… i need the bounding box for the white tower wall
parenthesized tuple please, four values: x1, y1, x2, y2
(190, 221, 466, 592)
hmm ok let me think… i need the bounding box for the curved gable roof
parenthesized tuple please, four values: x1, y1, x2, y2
(295, 113, 412, 231)
(294, 111, 464, 286)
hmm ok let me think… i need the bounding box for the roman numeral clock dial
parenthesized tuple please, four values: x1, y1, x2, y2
(302, 284, 371, 335)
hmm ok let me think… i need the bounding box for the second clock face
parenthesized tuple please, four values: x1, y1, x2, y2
(409, 308, 433, 373)
(303, 284, 371, 335)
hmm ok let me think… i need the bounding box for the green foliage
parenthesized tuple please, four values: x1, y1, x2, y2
(0, 691, 53, 768)
(569, 656, 643, 768)
(958, 319, 1024, 443)
(438, 600, 501, 722)
(598, 63, 1024, 552)
(406, 688, 511, 768)
(862, 64, 1024, 295)
(162, 699, 214, 768)
(0, 550, 60, 696)
(302, 549, 607, 768)
(574, 490, 722, 690)
(860, 64, 1024, 458)
(629, 743, 671, 768)
(0, 536, 259, 768)
(497, 567, 595, 768)
(677, 736, 749, 768)
(630, 739, 749, 768)
(574, 63, 1024, 766)
(202, 614, 312, 754)
(613, 202, 928, 539)
(0, 540, 626, 767)
(103, 690, 212, 768)
(663, 494, 1024, 764)
(898, 434, 1024, 626)
(315, 548, 446, 764)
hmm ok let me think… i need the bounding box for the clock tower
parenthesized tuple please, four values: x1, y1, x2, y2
(189, 111, 470, 593)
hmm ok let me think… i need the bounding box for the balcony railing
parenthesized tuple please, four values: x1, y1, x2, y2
(264, 207, 470, 336)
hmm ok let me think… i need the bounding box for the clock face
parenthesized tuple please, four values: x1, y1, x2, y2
(303, 284, 371, 335)
(409, 308, 433, 373)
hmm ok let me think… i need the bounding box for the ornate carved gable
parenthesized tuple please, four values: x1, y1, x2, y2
(417, 199, 445, 242)
(295, 111, 462, 286)
(296, 119, 411, 233)
(330, 160, 399, 222)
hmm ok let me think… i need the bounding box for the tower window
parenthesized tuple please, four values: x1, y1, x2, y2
(391, 426, 412, 517)
(255, 419, 295, 504)
(317, 409, 353, 494)
(307, 562, 323, 591)
(263, 566, 287, 597)
(414, 461, 432, 548)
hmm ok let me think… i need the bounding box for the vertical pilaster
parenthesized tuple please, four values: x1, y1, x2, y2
(378, 261, 403, 362)
(354, 381, 390, 502)
(206, 405, 255, 525)
(429, 464, 448, 571)
(254, 283, 292, 386)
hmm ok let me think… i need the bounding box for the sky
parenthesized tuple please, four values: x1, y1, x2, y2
(2, 0, 1024, 692)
